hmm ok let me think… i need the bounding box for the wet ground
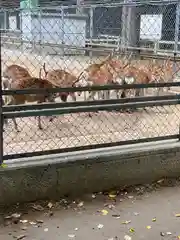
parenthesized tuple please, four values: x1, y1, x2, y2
(1, 179, 180, 239)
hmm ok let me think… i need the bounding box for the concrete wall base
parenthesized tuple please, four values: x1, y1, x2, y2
(1, 139, 180, 205)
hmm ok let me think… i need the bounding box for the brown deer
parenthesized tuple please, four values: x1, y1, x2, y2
(3, 64, 56, 132)
(75, 54, 130, 100)
(43, 63, 77, 102)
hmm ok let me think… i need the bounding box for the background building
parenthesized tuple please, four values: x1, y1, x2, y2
(0, 0, 179, 52)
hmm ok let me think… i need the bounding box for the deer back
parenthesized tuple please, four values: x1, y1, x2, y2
(46, 69, 77, 87)
(9, 77, 54, 104)
(3, 65, 31, 82)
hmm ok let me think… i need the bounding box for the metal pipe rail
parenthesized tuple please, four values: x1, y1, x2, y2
(3, 94, 180, 112)
(4, 135, 179, 161)
(2, 82, 180, 96)
(3, 99, 180, 118)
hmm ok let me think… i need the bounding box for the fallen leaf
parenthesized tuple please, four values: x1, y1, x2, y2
(0, 163, 7, 168)
(175, 214, 180, 217)
(44, 228, 48, 232)
(16, 235, 26, 240)
(20, 220, 28, 224)
(32, 205, 44, 211)
(4, 216, 12, 220)
(124, 235, 132, 240)
(128, 196, 134, 199)
(177, 236, 180, 239)
(129, 228, 135, 233)
(36, 220, 44, 224)
(146, 226, 151, 229)
(101, 209, 108, 216)
(97, 224, 104, 229)
(11, 213, 21, 219)
(108, 204, 115, 209)
(166, 232, 172, 235)
(48, 202, 53, 209)
(152, 218, 156, 222)
(68, 234, 75, 238)
(122, 220, 131, 224)
(29, 222, 37, 225)
(157, 179, 164, 184)
(77, 202, 84, 207)
(112, 214, 121, 219)
(109, 194, 116, 198)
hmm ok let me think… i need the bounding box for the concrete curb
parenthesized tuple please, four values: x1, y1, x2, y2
(1, 139, 180, 205)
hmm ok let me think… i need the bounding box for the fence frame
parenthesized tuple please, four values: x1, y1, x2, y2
(0, 30, 3, 165)
(1, 1, 180, 163)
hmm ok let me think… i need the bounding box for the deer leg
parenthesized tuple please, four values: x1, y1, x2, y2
(121, 90, 133, 113)
(87, 91, 96, 101)
(48, 97, 57, 122)
(103, 90, 110, 100)
(156, 87, 161, 96)
(3, 96, 20, 132)
(12, 117, 20, 132)
(84, 91, 87, 101)
(115, 90, 121, 99)
(113, 90, 125, 112)
(37, 116, 43, 130)
(3, 115, 19, 132)
(100, 91, 104, 100)
(3, 118, 7, 132)
(87, 91, 98, 117)
(70, 92, 76, 102)
(98, 91, 101, 99)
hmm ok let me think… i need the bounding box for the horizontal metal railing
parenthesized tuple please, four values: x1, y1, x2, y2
(2, 82, 180, 96)
(3, 99, 180, 118)
(3, 94, 180, 112)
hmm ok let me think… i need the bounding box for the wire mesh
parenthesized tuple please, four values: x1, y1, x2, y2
(1, 1, 180, 159)
(3, 104, 180, 156)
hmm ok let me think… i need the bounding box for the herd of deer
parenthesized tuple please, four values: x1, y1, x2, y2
(2, 53, 176, 132)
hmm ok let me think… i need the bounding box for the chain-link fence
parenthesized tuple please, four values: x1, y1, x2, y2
(1, 1, 180, 162)
(2, 97, 180, 159)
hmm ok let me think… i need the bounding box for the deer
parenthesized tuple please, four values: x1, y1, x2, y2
(42, 63, 77, 102)
(2, 64, 57, 132)
(75, 53, 131, 101)
(117, 60, 159, 98)
(159, 57, 180, 93)
(141, 58, 178, 96)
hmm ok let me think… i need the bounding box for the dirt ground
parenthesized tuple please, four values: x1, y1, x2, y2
(1, 179, 180, 239)
(3, 104, 180, 155)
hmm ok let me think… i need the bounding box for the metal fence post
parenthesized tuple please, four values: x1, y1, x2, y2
(38, 8, 42, 56)
(4, 10, 7, 30)
(174, 1, 180, 73)
(61, 7, 65, 56)
(0, 29, 3, 165)
(89, 6, 94, 58)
